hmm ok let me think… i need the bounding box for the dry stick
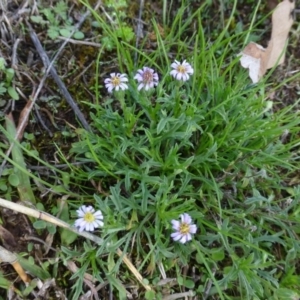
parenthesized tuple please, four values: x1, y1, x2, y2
(202, 268, 216, 300)
(0, 1, 102, 177)
(26, 22, 91, 132)
(57, 36, 102, 47)
(0, 197, 152, 291)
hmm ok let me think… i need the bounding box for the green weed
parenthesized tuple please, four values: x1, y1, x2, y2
(60, 0, 300, 298)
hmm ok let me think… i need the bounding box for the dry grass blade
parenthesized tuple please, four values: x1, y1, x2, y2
(0, 246, 30, 283)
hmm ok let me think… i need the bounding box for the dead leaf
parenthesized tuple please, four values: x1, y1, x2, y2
(240, 0, 294, 83)
(240, 42, 266, 83)
(264, 0, 295, 69)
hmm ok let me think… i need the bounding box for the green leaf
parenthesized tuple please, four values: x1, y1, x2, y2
(73, 31, 84, 40)
(18, 256, 51, 280)
(47, 223, 56, 234)
(145, 290, 156, 300)
(116, 26, 134, 42)
(0, 57, 5, 70)
(8, 173, 20, 186)
(183, 279, 195, 289)
(177, 276, 195, 289)
(106, 274, 127, 300)
(157, 117, 169, 134)
(7, 86, 19, 100)
(59, 28, 72, 38)
(275, 288, 300, 300)
(47, 27, 59, 40)
(53, 1, 68, 19)
(41, 8, 55, 23)
(61, 172, 70, 187)
(101, 36, 114, 51)
(33, 220, 47, 229)
(0, 83, 7, 95)
(30, 16, 47, 24)
(5, 68, 15, 82)
(0, 181, 8, 191)
(22, 279, 38, 296)
(211, 247, 225, 261)
(0, 272, 12, 289)
(5, 115, 36, 203)
(60, 228, 78, 246)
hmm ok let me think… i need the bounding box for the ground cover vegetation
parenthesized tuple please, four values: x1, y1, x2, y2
(0, 0, 300, 299)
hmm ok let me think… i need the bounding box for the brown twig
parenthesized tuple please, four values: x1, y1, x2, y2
(26, 22, 91, 132)
(57, 36, 102, 47)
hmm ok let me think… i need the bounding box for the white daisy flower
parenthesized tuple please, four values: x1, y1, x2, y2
(134, 66, 159, 91)
(74, 205, 104, 232)
(171, 213, 197, 244)
(170, 60, 194, 81)
(104, 73, 128, 93)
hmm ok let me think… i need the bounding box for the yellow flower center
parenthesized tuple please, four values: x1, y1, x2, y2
(177, 65, 186, 74)
(84, 212, 95, 223)
(111, 76, 121, 87)
(179, 223, 190, 234)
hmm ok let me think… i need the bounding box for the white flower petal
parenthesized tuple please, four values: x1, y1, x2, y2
(137, 83, 144, 90)
(76, 209, 85, 217)
(95, 220, 104, 227)
(180, 233, 192, 244)
(120, 83, 128, 90)
(74, 218, 84, 227)
(171, 220, 180, 230)
(78, 226, 85, 232)
(81, 205, 88, 213)
(170, 70, 177, 77)
(181, 213, 192, 224)
(182, 74, 189, 81)
(87, 206, 95, 212)
(179, 235, 188, 244)
(94, 211, 103, 218)
(171, 61, 179, 68)
(171, 232, 183, 241)
(176, 73, 183, 80)
(189, 224, 197, 234)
